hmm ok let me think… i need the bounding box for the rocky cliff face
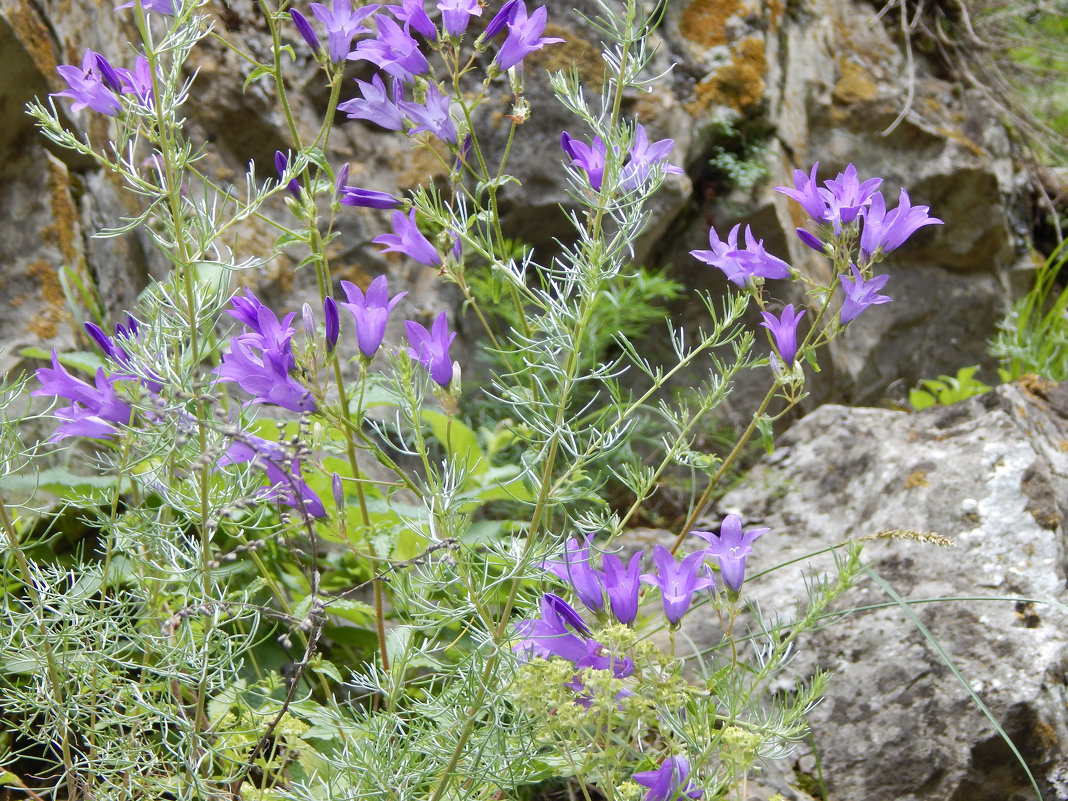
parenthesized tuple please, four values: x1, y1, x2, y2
(700, 378, 1068, 800)
(0, 0, 1031, 403)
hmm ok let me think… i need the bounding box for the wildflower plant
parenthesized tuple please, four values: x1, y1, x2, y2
(1, 0, 945, 799)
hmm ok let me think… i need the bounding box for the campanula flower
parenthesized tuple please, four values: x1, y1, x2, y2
(839, 265, 891, 324)
(53, 50, 123, 116)
(405, 311, 457, 388)
(216, 292, 315, 412)
(822, 163, 882, 226)
(494, 2, 564, 71)
(690, 224, 792, 287)
(542, 536, 605, 613)
(218, 434, 326, 518)
(33, 351, 133, 442)
(641, 545, 715, 625)
(400, 83, 458, 144)
(601, 551, 643, 625)
(388, 0, 436, 40)
(514, 592, 591, 663)
(794, 227, 827, 253)
(482, 0, 519, 39)
(274, 151, 301, 197)
(339, 185, 404, 209)
(290, 9, 323, 56)
(860, 187, 943, 259)
(561, 131, 607, 191)
(216, 340, 316, 412)
(633, 756, 704, 801)
(340, 275, 407, 358)
(339, 74, 406, 131)
(572, 638, 634, 679)
(693, 515, 768, 593)
(349, 16, 429, 83)
(374, 208, 441, 267)
(116, 55, 155, 106)
(310, 1, 379, 62)
(323, 297, 340, 352)
(760, 304, 805, 367)
(437, 0, 481, 37)
(776, 162, 827, 221)
(619, 123, 684, 190)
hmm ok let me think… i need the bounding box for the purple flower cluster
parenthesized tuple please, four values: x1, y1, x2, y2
(218, 434, 326, 518)
(52, 50, 157, 116)
(777, 162, 942, 258)
(690, 223, 792, 288)
(32, 351, 133, 442)
(533, 519, 767, 636)
(216, 289, 317, 413)
(561, 123, 684, 193)
(291, 0, 562, 153)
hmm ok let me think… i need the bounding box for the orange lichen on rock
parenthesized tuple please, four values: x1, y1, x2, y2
(833, 60, 879, 106)
(40, 160, 80, 268)
(680, 0, 743, 48)
(687, 36, 767, 114)
(527, 24, 603, 92)
(9, 0, 58, 86)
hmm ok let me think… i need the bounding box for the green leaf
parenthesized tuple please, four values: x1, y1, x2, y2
(908, 389, 937, 410)
(421, 410, 485, 477)
(0, 467, 122, 497)
(242, 64, 275, 92)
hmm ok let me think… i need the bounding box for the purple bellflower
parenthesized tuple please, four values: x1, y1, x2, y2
(482, 0, 519, 40)
(53, 50, 123, 116)
(821, 163, 883, 227)
(542, 536, 605, 613)
(374, 208, 441, 267)
(690, 224, 792, 287)
(572, 638, 634, 679)
(339, 275, 407, 358)
(641, 545, 715, 625)
(839, 265, 891, 324)
(495, 2, 564, 71)
(216, 292, 316, 413)
(760, 304, 805, 367)
(33, 351, 133, 442)
(776, 162, 828, 222)
(339, 74, 406, 131)
(216, 340, 316, 412)
(620, 123, 684, 190)
(349, 16, 430, 83)
(274, 151, 301, 198)
(309, 1, 380, 62)
(400, 82, 458, 144)
(218, 434, 326, 518)
(437, 0, 481, 37)
(405, 310, 457, 388)
(115, 0, 177, 14)
(794, 227, 827, 253)
(693, 515, 768, 593)
(601, 551, 643, 625)
(323, 297, 340, 352)
(514, 592, 592, 664)
(388, 0, 437, 40)
(561, 132, 608, 191)
(290, 9, 323, 56)
(860, 187, 943, 259)
(339, 184, 404, 209)
(116, 55, 155, 106)
(633, 756, 704, 801)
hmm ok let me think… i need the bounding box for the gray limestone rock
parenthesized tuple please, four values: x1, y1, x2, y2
(695, 379, 1068, 800)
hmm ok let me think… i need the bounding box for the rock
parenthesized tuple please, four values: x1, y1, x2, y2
(694, 379, 1068, 800)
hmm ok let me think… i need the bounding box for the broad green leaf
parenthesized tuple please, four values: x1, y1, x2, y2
(20, 347, 104, 376)
(421, 410, 485, 477)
